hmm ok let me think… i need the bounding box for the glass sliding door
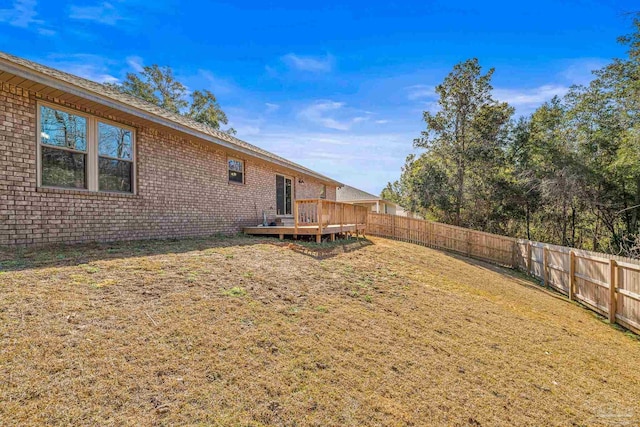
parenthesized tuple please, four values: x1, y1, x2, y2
(276, 174, 293, 215)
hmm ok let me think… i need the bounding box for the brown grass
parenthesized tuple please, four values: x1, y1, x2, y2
(1, 235, 639, 426)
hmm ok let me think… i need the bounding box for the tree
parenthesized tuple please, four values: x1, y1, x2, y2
(410, 58, 513, 227)
(380, 180, 403, 205)
(106, 65, 235, 134)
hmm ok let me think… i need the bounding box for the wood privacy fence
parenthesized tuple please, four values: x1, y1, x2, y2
(367, 212, 640, 335)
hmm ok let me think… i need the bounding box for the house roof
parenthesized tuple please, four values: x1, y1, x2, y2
(0, 51, 342, 186)
(337, 184, 390, 203)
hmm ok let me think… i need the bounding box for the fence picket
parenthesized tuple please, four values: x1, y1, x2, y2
(366, 212, 640, 335)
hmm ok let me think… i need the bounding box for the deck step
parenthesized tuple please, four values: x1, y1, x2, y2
(275, 217, 295, 226)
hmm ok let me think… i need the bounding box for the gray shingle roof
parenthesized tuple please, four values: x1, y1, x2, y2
(336, 184, 382, 202)
(0, 50, 341, 185)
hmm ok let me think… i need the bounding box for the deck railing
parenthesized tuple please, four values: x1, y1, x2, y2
(294, 199, 368, 234)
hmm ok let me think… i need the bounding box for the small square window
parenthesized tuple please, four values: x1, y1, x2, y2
(228, 158, 244, 184)
(320, 185, 327, 199)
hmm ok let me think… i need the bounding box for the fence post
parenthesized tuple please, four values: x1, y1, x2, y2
(466, 230, 471, 256)
(511, 240, 518, 269)
(392, 214, 396, 240)
(527, 242, 532, 275)
(543, 246, 549, 288)
(569, 251, 575, 301)
(609, 259, 617, 324)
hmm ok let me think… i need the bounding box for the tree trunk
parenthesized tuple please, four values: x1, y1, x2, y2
(571, 204, 576, 248)
(562, 197, 568, 246)
(632, 175, 640, 234)
(456, 159, 464, 226)
(526, 203, 531, 240)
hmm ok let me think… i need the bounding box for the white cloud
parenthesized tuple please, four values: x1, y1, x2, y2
(248, 129, 416, 195)
(406, 84, 436, 100)
(298, 100, 369, 131)
(126, 55, 144, 72)
(43, 54, 119, 83)
(493, 84, 569, 110)
(69, 2, 124, 25)
(68, 65, 119, 83)
(281, 53, 334, 73)
(265, 103, 280, 113)
(0, 0, 55, 35)
(198, 70, 237, 95)
(375, 119, 389, 124)
(407, 82, 569, 115)
(560, 58, 610, 86)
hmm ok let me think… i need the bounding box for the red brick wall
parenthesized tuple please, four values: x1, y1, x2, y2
(0, 83, 337, 246)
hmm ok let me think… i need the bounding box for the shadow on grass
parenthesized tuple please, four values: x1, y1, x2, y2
(284, 237, 374, 260)
(0, 234, 271, 272)
(438, 248, 574, 304)
(0, 234, 375, 272)
(404, 241, 639, 339)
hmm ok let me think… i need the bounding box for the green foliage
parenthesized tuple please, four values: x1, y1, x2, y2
(106, 65, 235, 134)
(393, 58, 514, 229)
(391, 15, 640, 257)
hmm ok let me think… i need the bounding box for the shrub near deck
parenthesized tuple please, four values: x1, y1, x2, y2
(1, 236, 639, 426)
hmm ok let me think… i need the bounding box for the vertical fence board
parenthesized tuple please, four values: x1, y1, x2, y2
(366, 212, 640, 334)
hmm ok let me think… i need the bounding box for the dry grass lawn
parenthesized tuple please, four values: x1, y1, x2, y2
(1, 235, 640, 426)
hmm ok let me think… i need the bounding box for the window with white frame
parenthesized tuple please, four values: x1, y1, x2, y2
(228, 158, 244, 184)
(38, 103, 135, 193)
(320, 184, 327, 199)
(98, 122, 134, 192)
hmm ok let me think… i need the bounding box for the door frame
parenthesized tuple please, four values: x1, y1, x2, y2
(276, 174, 294, 216)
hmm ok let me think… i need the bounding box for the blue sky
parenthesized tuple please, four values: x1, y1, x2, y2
(0, 0, 633, 194)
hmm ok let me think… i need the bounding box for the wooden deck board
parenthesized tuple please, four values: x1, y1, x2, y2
(243, 224, 365, 236)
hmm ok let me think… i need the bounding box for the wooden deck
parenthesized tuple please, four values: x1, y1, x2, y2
(244, 223, 366, 241)
(243, 199, 368, 243)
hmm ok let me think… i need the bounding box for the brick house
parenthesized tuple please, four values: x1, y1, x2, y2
(337, 184, 422, 218)
(0, 52, 343, 247)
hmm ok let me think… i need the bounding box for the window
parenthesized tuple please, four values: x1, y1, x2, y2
(320, 184, 327, 199)
(228, 158, 244, 184)
(98, 122, 133, 192)
(276, 175, 292, 215)
(39, 105, 87, 189)
(38, 103, 135, 193)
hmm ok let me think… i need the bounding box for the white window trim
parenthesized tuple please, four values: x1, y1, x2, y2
(227, 157, 245, 185)
(36, 101, 137, 194)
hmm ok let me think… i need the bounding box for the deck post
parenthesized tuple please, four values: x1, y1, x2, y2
(316, 199, 323, 244)
(340, 204, 344, 234)
(279, 233, 284, 241)
(609, 259, 617, 324)
(331, 233, 335, 242)
(294, 200, 299, 236)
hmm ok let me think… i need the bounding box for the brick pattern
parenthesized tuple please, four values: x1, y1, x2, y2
(0, 83, 337, 246)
